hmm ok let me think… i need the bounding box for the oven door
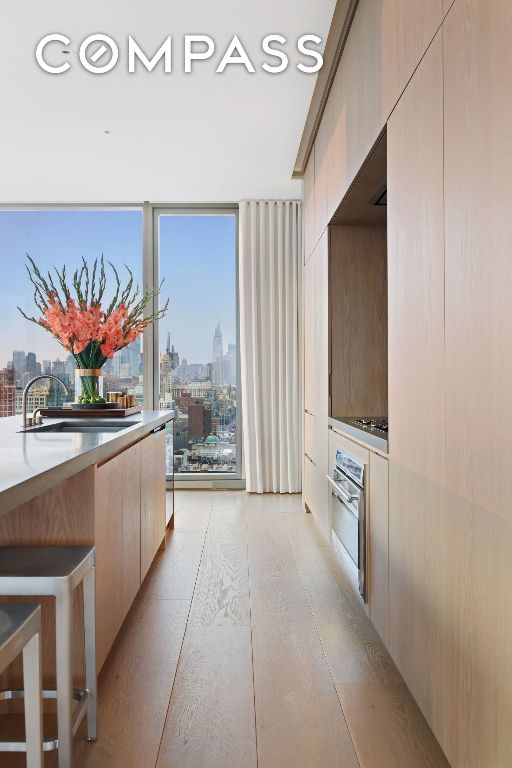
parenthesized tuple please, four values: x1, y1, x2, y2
(328, 474, 366, 602)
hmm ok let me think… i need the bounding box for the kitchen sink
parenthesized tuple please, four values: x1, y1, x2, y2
(19, 420, 140, 434)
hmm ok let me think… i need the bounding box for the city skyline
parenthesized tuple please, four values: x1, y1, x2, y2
(0, 210, 237, 366)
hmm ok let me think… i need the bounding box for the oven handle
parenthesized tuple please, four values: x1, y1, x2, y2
(327, 475, 359, 506)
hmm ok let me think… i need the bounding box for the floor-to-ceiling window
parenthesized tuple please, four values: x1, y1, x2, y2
(0, 209, 143, 417)
(155, 209, 240, 479)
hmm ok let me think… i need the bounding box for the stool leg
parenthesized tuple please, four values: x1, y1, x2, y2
(83, 565, 97, 741)
(22, 631, 44, 768)
(56, 586, 73, 768)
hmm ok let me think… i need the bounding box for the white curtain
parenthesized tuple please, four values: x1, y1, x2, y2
(239, 200, 302, 493)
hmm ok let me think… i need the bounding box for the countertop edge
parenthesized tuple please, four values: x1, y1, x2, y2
(0, 411, 174, 518)
(328, 417, 389, 458)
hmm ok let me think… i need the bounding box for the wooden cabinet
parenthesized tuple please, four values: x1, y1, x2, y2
(95, 429, 166, 670)
(95, 441, 141, 670)
(304, 255, 316, 416)
(368, 452, 389, 647)
(141, 428, 167, 581)
(381, 0, 443, 120)
(304, 411, 316, 465)
(303, 149, 315, 262)
(387, 28, 446, 747)
(325, 0, 384, 220)
(441, 2, 512, 765)
(314, 121, 329, 244)
(303, 454, 316, 514)
(302, 233, 330, 540)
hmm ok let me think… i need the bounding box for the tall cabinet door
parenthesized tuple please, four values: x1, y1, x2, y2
(141, 428, 167, 581)
(443, 2, 512, 764)
(387, 29, 446, 737)
(304, 254, 317, 416)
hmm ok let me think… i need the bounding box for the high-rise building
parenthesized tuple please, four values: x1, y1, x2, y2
(224, 343, 237, 385)
(212, 324, 224, 385)
(188, 400, 212, 440)
(129, 337, 141, 377)
(42, 360, 52, 375)
(12, 350, 25, 384)
(0, 367, 15, 417)
(26, 352, 37, 380)
(52, 359, 65, 376)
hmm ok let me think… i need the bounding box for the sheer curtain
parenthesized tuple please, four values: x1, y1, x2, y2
(239, 201, 302, 493)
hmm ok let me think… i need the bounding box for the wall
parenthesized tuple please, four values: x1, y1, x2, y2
(303, 0, 512, 765)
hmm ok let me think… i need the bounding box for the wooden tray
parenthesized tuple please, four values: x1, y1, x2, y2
(40, 406, 142, 419)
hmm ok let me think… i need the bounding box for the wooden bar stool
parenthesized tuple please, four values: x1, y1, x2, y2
(0, 546, 97, 768)
(0, 604, 44, 768)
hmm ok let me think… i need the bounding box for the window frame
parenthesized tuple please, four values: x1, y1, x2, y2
(152, 204, 243, 487)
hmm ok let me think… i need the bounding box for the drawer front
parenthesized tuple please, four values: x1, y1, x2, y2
(304, 411, 317, 463)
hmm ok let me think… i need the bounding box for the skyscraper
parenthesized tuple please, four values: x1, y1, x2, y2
(26, 352, 37, 380)
(12, 350, 25, 384)
(212, 324, 224, 385)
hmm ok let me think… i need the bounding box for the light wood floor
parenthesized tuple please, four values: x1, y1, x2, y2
(2, 491, 449, 768)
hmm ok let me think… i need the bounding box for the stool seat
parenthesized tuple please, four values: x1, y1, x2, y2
(0, 546, 94, 579)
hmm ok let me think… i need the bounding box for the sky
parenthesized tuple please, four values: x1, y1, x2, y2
(0, 209, 237, 368)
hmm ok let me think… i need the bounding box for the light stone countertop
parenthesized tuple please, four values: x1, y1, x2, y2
(0, 410, 174, 518)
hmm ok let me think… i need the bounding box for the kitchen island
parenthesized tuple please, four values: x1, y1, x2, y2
(0, 409, 174, 691)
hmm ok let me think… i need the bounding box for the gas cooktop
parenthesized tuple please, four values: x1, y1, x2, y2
(329, 416, 389, 453)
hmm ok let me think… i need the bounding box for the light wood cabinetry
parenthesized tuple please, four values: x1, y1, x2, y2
(368, 451, 389, 647)
(95, 438, 149, 670)
(387, 27, 447, 751)
(141, 428, 167, 581)
(302, 232, 330, 540)
(325, 0, 384, 222)
(314, 120, 329, 245)
(303, 150, 315, 262)
(304, 411, 316, 464)
(381, 0, 443, 120)
(303, 254, 316, 416)
(441, 2, 512, 764)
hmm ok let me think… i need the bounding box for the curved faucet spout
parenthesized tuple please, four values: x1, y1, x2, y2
(22, 375, 70, 428)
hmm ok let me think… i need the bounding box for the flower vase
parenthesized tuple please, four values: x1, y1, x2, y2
(75, 368, 104, 406)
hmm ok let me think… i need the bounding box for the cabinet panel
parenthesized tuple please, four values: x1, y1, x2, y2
(368, 452, 389, 647)
(381, 0, 443, 119)
(121, 442, 141, 616)
(303, 149, 315, 262)
(314, 121, 329, 243)
(303, 254, 316, 416)
(303, 454, 316, 513)
(95, 453, 125, 671)
(141, 429, 167, 581)
(387, 29, 446, 742)
(326, 0, 384, 220)
(304, 411, 317, 464)
(443, 2, 512, 765)
(313, 232, 330, 541)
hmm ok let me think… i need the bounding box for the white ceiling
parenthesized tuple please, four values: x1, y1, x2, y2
(0, 1, 336, 203)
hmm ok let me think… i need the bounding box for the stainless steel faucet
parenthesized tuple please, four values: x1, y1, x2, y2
(22, 375, 70, 428)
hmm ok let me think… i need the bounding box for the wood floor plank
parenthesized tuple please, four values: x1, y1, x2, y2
(188, 511, 250, 628)
(173, 491, 212, 532)
(73, 598, 190, 768)
(248, 512, 359, 768)
(156, 626, 257, 768)
(292, 544, 449, 768)
(141, 531, 205, 600)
